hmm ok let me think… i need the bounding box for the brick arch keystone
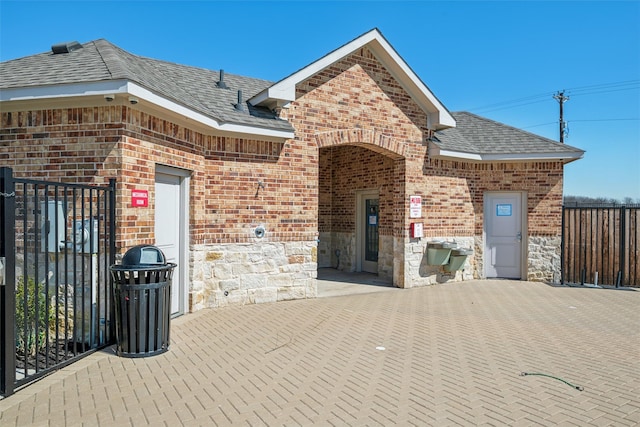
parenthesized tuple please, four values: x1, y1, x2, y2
(315, 129, 406, 159)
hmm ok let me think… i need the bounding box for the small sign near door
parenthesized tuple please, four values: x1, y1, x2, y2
(131, 189, 149, 207)
(410, 195, 422, 218)
(496, 203, 512, 216)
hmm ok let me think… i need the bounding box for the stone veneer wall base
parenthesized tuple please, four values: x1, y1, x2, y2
(190, 241, 317, 310)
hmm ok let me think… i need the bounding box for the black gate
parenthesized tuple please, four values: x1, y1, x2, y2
(562, 204, 640, 288)
(1, 167, 116, 397)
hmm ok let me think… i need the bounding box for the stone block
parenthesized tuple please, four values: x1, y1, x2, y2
(284, 242, 303, 256)
(212, 263, 233, 280)
(206, 252, 223, 261)
(267, 274, 294, 288)
(263, 243, 286, 258)
(220, 279, 240, 292)
(241, 274, 267, 290)
(288, 255, 305, 264)
(277, 286, 306, 301)
(227, 290, 250, 306)
(226, 252, 248, 264)
(248, 287, 278, 304)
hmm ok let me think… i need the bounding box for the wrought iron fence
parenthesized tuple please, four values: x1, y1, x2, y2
(562, 204, 639, 287)
(1, 167, 116, 397)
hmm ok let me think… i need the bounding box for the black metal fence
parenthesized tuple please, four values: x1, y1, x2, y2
(562, 204, 639, 287)
(1, 167, 116, 397)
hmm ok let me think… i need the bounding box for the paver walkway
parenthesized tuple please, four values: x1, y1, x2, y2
(1, 279, 638, 426)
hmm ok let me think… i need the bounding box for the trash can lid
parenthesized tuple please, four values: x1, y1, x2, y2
(121, 245, 167, 267)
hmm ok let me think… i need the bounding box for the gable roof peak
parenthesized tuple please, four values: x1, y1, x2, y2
(248, 28, 455, 130)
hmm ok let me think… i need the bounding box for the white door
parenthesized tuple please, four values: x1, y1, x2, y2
(357, 191, 379, 274)
(485, 192, 523, 279)
(155, 171, 184, 316)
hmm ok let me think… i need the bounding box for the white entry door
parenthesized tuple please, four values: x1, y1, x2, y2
(485, 192, 523, 279)
(155, 169, 188, 316)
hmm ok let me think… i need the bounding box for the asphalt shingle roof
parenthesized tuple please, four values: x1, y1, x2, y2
(1, 40, 585, 159)
(0, 40, 293, 133)
(433, 112, 584, 157)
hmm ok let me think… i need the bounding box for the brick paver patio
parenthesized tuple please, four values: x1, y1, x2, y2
(1, 279, 638, 426)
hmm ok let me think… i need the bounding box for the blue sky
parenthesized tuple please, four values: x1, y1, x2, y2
(1, 1, 639, 200)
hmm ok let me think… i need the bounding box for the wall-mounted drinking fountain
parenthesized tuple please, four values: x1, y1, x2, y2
(427, 240, 473, 271)
(445, 247, 474, 272)
(426, 241, 457, 265)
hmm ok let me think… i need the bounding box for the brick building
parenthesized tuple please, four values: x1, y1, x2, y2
(0, 29, 583, 315)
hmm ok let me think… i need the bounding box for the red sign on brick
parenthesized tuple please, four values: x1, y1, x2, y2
(409, 195, 422, 218)
(131, 189, 148, 207)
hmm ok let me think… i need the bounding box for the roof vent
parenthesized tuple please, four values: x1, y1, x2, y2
(234, 90, 245, 111)
(217, 69, 228, 89)
(51, 41, 83, 54)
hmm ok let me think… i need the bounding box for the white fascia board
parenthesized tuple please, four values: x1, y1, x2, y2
(432, 148, 483, 161)
(480, 152, 585, 162)
(432, 147, 584, 162)
(1, 81, 294, 139)
(250, 85, 295, 106)
(0, 80, 129, 101)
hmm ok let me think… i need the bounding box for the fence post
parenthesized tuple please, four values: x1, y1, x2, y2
(619, 205, 626, 288)
(561, 206, 566, 285)
(108, 178, 117, 340)
(1, 167, 17, 396)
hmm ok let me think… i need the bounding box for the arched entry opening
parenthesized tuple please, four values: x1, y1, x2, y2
(316, 129, 406, 294)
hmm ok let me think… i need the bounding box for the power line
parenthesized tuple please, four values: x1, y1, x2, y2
(561, 80, 639, 95)
(570, 118, 639, 123)
(521, 121, 558, 129)
(468, 92, 554, 113)
(466, 80, 640, 114)
(521, 118, 639, 129)
(570, 86, 640, 98)
(468, 91, 554, 111)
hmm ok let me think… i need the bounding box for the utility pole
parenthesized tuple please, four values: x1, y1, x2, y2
(553, 91, 570, 143)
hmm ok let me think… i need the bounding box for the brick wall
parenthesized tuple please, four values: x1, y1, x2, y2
(422, 158, 564, 237)
(1, 107, 122, 182)
(1, 105, 318, 251)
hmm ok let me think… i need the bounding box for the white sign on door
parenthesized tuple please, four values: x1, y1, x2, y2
(410, 195, 422, 218)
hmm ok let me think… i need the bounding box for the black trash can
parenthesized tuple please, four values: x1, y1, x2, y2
(110, 245, 176, 358)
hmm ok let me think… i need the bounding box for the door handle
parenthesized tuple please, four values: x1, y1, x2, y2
(516, 232, 522, 242)
(0, 256, 5, 287)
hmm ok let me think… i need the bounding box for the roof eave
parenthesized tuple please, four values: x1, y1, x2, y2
(0, 80, 130, 101)
(248, 28, 455, 130)
(430, 144, 585, 163)
(1, 81, 295, 139)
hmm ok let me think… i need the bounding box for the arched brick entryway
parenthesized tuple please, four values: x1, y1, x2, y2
(315, 128, 407, 160)
(316, 129, 406, 287)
